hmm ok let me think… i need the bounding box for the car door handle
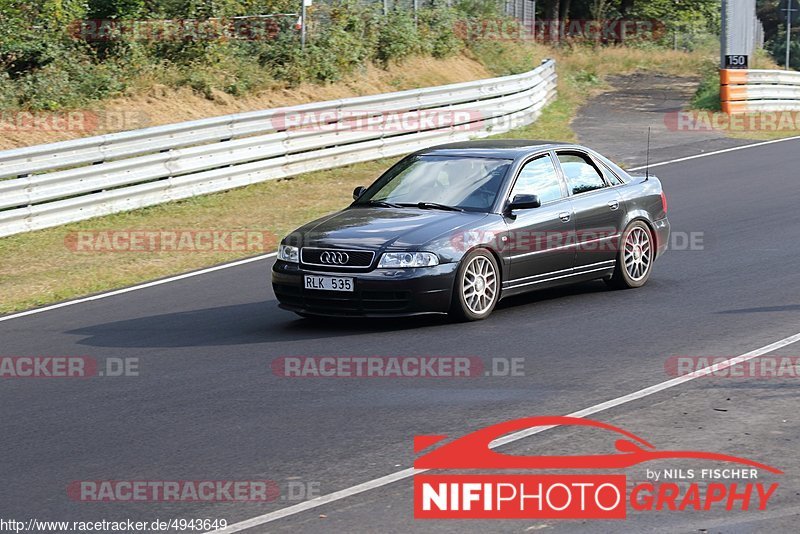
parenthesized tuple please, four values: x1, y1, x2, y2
(558, 212, 571, 223)
(607, 200, 620, 211)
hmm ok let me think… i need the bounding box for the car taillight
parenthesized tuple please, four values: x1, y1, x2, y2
(660, 191, 668, 215)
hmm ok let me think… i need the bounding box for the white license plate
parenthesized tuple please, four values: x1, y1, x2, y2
(304, 275, 354, 292)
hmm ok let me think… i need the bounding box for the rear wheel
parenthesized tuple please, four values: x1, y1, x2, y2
(450, 249, 500, 321)
(606, 221, 654, 289)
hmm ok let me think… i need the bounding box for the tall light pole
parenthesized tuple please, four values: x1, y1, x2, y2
(783, 0, 797, 70)
(300, 0, 307, 49)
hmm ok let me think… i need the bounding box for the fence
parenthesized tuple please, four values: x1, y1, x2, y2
(0, 60, 556, 238)
(721, 0, 760, 67)
(720, 68, 800, 113)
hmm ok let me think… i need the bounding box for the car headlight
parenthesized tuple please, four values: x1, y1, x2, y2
(278, 244, 299, 263)
(377, 252, 439, 268)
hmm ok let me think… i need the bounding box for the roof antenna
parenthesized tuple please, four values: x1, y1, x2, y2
(645, 126, 651, 181)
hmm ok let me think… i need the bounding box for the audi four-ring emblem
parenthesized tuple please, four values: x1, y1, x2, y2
(320, 251, 350, 265)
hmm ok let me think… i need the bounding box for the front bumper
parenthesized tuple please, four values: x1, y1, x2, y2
(653, 216, 670, 259)
(271, 260, 459, 317)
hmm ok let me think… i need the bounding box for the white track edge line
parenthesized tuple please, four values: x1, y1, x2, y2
(211, 330, 800, 533)
(628, 134, 800, 171)
(0, 253, 277, 323)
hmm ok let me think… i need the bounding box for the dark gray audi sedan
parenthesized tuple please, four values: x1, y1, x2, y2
(272, 140, 669, 320)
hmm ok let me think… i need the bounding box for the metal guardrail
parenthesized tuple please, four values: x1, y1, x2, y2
(0, 60, 556, 238)
(720, 68, 800, 114)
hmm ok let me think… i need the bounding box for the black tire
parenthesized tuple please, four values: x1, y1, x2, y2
(606, 220, 654, 289)
(449, 249, 500, 321)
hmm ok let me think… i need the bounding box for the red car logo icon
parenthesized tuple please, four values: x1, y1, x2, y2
(414, 416, 782, 474)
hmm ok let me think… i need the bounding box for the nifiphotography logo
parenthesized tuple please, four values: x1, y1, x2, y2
(413, 416, 781, 519)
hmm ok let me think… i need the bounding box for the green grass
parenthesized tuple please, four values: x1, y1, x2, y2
(497, 92, 579, 143)
(691, 63, 722, 111)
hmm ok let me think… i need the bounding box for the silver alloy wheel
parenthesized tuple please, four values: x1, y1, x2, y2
(623, 226, 652, 282)
(462, 255, 497, 315)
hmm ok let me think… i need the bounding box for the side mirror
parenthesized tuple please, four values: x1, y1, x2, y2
(507, 194, 541, 211)
(353, 186, 366, 200)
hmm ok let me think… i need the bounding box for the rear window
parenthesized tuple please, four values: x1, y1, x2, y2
(557, 153, 606, 195)
(591, 152, 629, 184)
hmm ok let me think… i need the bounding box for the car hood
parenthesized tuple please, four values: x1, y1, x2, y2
(295, 207, 489, 250)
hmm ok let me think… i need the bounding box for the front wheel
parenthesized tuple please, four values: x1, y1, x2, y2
(606, 221, 654, 289)
(449, 249, 500, 321)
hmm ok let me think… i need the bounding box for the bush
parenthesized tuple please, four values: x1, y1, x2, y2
(691, 61, 721, 111)
(8, 45, 126, 110)
(0, 0, 736, 112)
(254, 32, 309, 86)
(376, 10, 422, 66)
(468, 40, 544, 76)
(452, 0, 503, 19)
(419, 7, 464, 58)
(0, 0, 476, 108)
(3, 0, 689, 109)
(0, 70, 16, 108)
(324, 0, 379, 68)
(768, 35, 800, 70)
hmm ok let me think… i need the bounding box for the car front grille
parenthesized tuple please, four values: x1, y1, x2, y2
(300, 248, 375, 269)
(273, 283, 410, 314)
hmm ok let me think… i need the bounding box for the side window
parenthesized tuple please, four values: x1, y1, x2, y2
(594, 152, 629, 184)
(557, 153, 606, 195)
(600, 163, 623, 185)
(510, 154, 564, 204)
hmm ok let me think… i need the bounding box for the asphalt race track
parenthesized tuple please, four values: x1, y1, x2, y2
(2, 132, 799, 530)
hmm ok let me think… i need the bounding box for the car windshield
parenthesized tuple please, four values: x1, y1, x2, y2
(355, 155, 512, 212)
